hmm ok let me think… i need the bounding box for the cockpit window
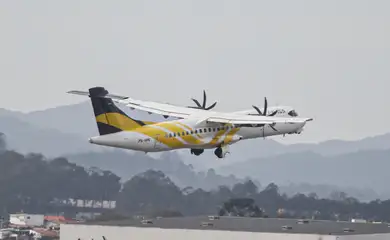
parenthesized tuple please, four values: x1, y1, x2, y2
(288, 110, 298, 117)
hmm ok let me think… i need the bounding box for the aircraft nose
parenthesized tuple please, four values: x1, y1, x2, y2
(293, 121, 306, 134)
(88, 137, 98, 143)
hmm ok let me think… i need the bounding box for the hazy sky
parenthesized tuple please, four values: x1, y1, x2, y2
(0, 0, 389, 143)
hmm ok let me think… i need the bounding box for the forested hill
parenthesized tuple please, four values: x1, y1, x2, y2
(1, 146, 390, 222)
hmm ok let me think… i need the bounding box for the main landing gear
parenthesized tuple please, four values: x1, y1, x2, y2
(214, 144, 230, 159)
(190, 144, 230, 159)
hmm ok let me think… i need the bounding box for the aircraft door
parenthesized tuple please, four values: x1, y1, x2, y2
(154, 134, 165, 150)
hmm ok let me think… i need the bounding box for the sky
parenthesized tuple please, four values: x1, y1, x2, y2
(0, 0, 389, 143)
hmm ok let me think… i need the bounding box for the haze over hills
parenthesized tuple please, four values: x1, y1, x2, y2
(64, 150, 256, 192)
(218, 149, 390, 199)
(1, 102, 390, 200)
(0, 109, 100, 156)
(1, 101, 390, 164)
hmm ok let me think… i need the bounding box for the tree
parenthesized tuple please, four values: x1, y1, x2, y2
(219, 198, 263, 217)
(232, 180, 258, 197)
(0, 133, 6, 152)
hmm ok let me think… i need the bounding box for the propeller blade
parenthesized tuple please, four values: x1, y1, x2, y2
(187, 106, 197, 109)
(191, 98, 202, 108)
(188, 90, 216, 110)
(202, 90, 206, 108)
(205, 102, 217, 110)
(263, 97, 268, 116)
(268, 110, 277, 116)
(252, 105, 263, 115)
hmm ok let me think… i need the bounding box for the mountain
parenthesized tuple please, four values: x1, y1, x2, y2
(0, 110, 104, 156)
(277, 183, 380, 202)
(1, 102, 390, 169)
(64, 150, 256, 191)
(1, 103, 389, 200)
(218, 149, 390, 199)
(0, 102, 169, 157)
(176, 132, 390, 170)
(61, 148, 385, 202)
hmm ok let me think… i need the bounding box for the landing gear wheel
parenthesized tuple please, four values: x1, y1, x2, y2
(190, 148, 204, 156)
(214, 147, 223, 158)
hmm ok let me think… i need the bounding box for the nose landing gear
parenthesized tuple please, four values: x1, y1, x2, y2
(190, 148, 204, 156)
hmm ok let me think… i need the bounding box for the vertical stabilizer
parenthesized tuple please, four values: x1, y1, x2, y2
(88, 87, 147, 135)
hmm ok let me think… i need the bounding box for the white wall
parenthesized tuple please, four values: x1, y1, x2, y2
(60, 224, 338, 240)
(10, 214, 44, 226)
(339, 233, 390, 240)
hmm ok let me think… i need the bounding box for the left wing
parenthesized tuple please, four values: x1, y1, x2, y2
(67, 89, 212, 119)
(118, 97, 209, 118)
(67, 88, 313, 125)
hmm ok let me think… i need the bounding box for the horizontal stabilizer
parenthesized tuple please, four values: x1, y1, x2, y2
(67, 90, 129, 100)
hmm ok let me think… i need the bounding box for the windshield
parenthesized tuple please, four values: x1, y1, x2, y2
(288, 110, 298, 117)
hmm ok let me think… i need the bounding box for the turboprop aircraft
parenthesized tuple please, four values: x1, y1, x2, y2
(67, 87, 313, 158)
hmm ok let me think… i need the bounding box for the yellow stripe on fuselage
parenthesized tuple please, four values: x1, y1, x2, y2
(96, 113, 156, 131)
(96, 113, 240, 149)
(222, 127, 240, 144)
(208, 128, 229, 145)
(175, 122, 202, 138)
(156, 122, 204, 145)
(133, 125, 185, 148)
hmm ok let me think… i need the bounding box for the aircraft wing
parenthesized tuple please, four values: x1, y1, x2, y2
(205, 114, 313, 125)
(67, 88, 313, 124)
(67, 89, 209, 118)
(118, 97, 209, 118)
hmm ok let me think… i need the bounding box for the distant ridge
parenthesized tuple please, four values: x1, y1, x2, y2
(1, 102, 390, 200)
(1, 102, 390, 163)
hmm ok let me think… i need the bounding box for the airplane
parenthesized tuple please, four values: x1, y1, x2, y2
(67, 86, 313, 159)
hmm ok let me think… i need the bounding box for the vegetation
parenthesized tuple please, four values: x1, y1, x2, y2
(1, 133, 390, 222)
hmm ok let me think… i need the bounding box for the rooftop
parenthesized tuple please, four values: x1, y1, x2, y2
(73, 216, 390, 235)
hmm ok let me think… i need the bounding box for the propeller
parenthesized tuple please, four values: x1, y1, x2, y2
(252, 97, 277, 116)
(252, 97, 278, 131)
(187, 90, 217, 110)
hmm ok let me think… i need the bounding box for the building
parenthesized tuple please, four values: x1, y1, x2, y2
(60, 216, 390, 240)
(9, 213, 44, 227)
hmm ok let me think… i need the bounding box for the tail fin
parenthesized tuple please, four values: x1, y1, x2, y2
(88, 87, 148, 135)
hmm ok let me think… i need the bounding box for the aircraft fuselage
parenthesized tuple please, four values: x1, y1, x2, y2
(88, 118, 306, 152)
